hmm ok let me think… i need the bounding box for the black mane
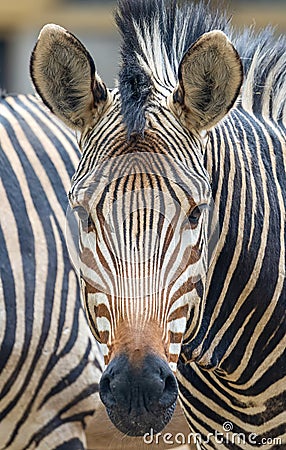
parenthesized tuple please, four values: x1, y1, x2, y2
(115, 0, 230, 135)
(115, 0, 286, 135)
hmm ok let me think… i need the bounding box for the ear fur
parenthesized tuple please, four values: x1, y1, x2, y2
(170, 30, 243, 131)
(30, 24, 109, 130)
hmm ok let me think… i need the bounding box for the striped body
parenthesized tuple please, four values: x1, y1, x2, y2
(177, 28, 286, 447)
(0, 94, 103, 450)
(29, 0, 286, 447)
(178, 107, 286, 447)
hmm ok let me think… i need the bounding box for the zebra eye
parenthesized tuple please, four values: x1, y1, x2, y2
(188, 204, 207, 227)
(74, 206, 95, 232)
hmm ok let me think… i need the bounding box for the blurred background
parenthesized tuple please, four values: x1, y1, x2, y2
(0, 0, 285, 94)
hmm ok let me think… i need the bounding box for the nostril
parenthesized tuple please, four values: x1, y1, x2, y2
(165, 374, 177, 392)
(159, 373, 178, 408)
(99, 374, 116, 408)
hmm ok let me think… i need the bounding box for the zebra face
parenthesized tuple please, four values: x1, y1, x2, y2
(72, 149, 211, 369)
(30, 14, 242, 437)
(71, 149, 211, 436)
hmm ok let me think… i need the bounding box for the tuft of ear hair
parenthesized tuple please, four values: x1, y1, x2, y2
(170, 30, 243, 131)
(30, 24, 109, 130)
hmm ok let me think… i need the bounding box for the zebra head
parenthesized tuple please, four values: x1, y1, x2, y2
(30, 1, 242, 437)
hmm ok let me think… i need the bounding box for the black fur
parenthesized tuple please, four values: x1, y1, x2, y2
(233, 26, 286, 117)
(115, 0, 229, 136)
(115, 0, 286, 135)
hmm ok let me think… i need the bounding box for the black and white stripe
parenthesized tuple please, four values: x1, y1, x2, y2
(178, 105, 286, 448)
(0, 94, 103, 450)
(27, 0, 286, 447)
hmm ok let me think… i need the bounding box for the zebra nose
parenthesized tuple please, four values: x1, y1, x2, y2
(99, 353, 178, 435)
(100, 356, 177, 409)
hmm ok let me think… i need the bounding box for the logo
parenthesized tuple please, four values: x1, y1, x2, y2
(143, 422, 283, 447)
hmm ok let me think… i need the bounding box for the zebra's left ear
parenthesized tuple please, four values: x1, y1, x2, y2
(170, 30, 243, 131)
(30, 24, 109, 130)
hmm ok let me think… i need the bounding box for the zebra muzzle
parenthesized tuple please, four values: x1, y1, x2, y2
(99, 353, 178, 436)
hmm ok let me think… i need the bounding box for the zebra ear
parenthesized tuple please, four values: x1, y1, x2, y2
(170, 30, 243, 131)
(30, 24, 109, 130)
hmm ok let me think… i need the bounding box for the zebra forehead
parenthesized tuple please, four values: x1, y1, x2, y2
(93, 176, 197, 210)
(80, 179, 204, 234)
(71, 149, 210, 210)
(71, 122, 211, 208)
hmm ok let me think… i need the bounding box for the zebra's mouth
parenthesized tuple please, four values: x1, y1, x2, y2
(99, 353, 178, 436)
(106, 400, 177, 436)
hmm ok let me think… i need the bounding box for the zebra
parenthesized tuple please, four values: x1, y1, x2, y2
(0, 93, 104, 449)
(29, 0, 286, 448)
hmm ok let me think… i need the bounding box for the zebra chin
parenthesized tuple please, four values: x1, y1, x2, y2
(99, 353, 178, 436)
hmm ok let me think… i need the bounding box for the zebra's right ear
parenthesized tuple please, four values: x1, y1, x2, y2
(30, 24, 109, 130)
